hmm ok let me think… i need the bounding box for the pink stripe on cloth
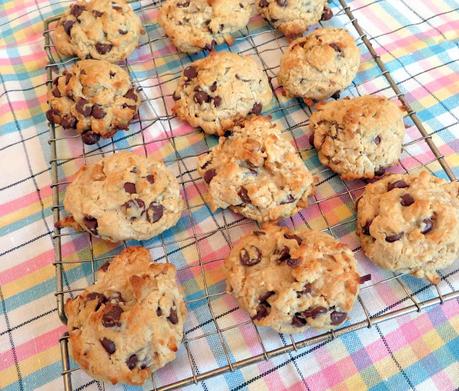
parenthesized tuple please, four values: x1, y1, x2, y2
(0, 186, 52, 216)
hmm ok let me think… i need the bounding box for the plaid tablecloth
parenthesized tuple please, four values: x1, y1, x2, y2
(1, 0, 458, 390)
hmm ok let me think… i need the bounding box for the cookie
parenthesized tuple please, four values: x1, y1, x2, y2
(310, 95, 406, 180)
(53, 0, 144, 62)
(172, 52, 273, 135)
(65, 247, 187, 385)
(61, 151, 184, 242)
(278, 28, 360, 101)
(46, 59, 140, 144)
(159, 0, 252, 53)
(225, 223, 361, 333)
(356, 171, 459, 284)
(256, 0, 328, 37)
(197, 115, 314, 222)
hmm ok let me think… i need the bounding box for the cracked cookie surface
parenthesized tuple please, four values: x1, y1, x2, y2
(46, 59, 140, 144)
(256, 0, 327, 37)
(53, 0, 144, 62)
(159, 0, 252, 53)
(225, 223, 360, 333)
(63, 151, 184, 242)
(197, 115, 314, 222)
(356, 171, 459, 283)
(310, 95, 406, 180)
(65, 247, 187, 385)
(278, 28, 360, 100)
(173, 52, 273, 135)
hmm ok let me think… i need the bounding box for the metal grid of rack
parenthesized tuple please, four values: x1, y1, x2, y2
(43, 0, 459, 390)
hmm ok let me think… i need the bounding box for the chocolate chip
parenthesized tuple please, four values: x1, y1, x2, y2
(61, 115, 77, 129)
(156, 307, 162, 316)
(194, 90, 211, 104)
(309, 133, 315, 147)
(110, 291, 124, 303)
(239, 246, 262, 266)
(76, 98, 92, 116)
(167, 308, 178, 324)
(250, 102, 262, 115)
(91, 104, 106, 119)
(70, 4, 84, 18)
(259, 291, 275, 302)
(331, 91, 340, 99)
(122, 103, 137, 111)
(93, 10, 104, 17)
(387, 180, 408, 191)
(374, 135, 381, 145)
(302, 306, 327, 319)
(146, 174, 155, 184)
(46, 109, 59, 123)
(321, 6, 333, 21)
(420, 218, 433, 234)
(140, 364, 147, 370)
(63, 20, 75, 36)
(291, 313, 307, 327)
(109, 71, 116, 79)
(184, 66, 198, 80)
(203, 169, 217, 184)
(330, 311, 347, 325)
(385, 232, 403, 242)
(253, 302, 270, 320)
(204, 39, 217, 51)
(238, 186, 251, 204)
(95, 42, 113, 55)
(123, 182, 136, 194)
(81, 130, 100, 145)
(287, 258, 301, 268)
(172, 91, 181, 101)
(284, 233, 302, 245)
(87, 292, 107, 311)
(253, 230, 265, 236)
(100, 338, 116, 355)
(362, 220, 372, 235)
(224, 130, 233, 137)
(298, 283, 312, 297)
(210, 81, 217, 92)
(177, 0, 190, 7)
(280, 194, 295, 204)
(112, 2, 122, 11)
(124, 88, 138, 101)
(126, 354, 138, 370)
(359, 274, 371, 284)
(118, 29, 128, 35)
(259, 0, 269, 7)
(374, 167, 385, 176)
(102, 305, 123, 327)
(274, 246, 290, 263)
(213, 96, 222, 107)
(146, 203, 163, 223)
(329, 43, 342, 54)
(100, 261, 110, 272)
(123, 198, 145, 219)
(400, 193, 414, 206)
(65, 73, 72, 84)
(276, 0, 287, 6)
(52, 88, 61, 98)
(83, 215, 98, 234)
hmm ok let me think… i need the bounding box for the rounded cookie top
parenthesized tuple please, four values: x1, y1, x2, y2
(356, 171, 459, 284)
(63, 151, 184, 242)
(278, 28, 360, 101)
(310, 95, 406, 180)
(225, 224, 360, 334)
(173, 52, 273, 135)
(197, 115, 314, 222)
(159, 0, 252, 53)
(65, 247, 187, 385)
(53, 0, 144, 62)
(256, 0, 327, 37)
(47, 60, 140, 144)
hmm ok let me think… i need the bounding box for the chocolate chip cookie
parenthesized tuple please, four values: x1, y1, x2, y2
(61, 151, 184, 242)
(197, 115, 314, 222)
(46, 59, 140, 144)
(159, 0, 252, 53)
(53, 0, 144, 62)
(356, 171, 459, 284)
(256, 0, 328, 37)
(65, 247, 187, 385)
(225, 223, 361, 333)
(278, 28, 360, 101)
(310, 95, 406, 180)
(172, 52, 273, 135)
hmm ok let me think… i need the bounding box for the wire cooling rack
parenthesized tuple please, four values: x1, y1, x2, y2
(43, 0, 459, 390)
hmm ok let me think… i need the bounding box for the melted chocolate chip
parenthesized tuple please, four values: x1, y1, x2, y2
(123, 182, 136, 194)
(87, 292, 107, 311)
(203, 169, 217, 184)
(123, 198, 145, 219)
(309, 133, 315, 146)
(298, 283, 312, 297)
(374, 135, 381, 145)
(224, 130, 233, 137)
(76, 98, 92, 116)
(124, 88, 138, 101)
(52, 88, 61, 98)
(172, 91, 181, 101)
(374, 167, 385, 176)
(146, 203, 164, 223)
(213, 96, 222, 107)
(46, 109, 58, 123)
(253, 230, 266, 236)
(91, 104, 106, 119)
(284, 233, 302, 245)
(400, 193, 414, 206)
(385, 232, 403, 242)
(321, 7, 333, 21)
(275, 246, 290, 263)
(240, 246, 262, 266)
(126, 354, 138, 370)
(250, 102, 262, 115)
(259, 0, 269, 7)
(70, 4, 84, 18)
(302, 306, 327, 319)
(292, 313, 307, 327)
(61, 115, 77, 129)
(81, 130, 100, 145)
(330, 311, 347, 325)
(100, 261, 110, 272)
(95, 42, 113, 55)
(167, 308, 179, 324)
(156, 307, 162, 316)
(420, 217, 433, 234)
(100, 338, 116, 355)
(280, 194, 295, 204)
(83, 215, 98, 234)
(276, 0, 287, 6)
(253, 302, 270, 320)
(331, 91, 340, 100)
(93, 10, 104, 17)
(362, 220, 372, 235)
(63, 20, 75, 36)
(177, 0, 190, 7)
(210, 81, 217, 92)
(184, 66, 198, 80)
(329, 43, 342, 54)
(102, 305, 123, 327)
(359, 274, 372, 284)
(65, 72, 72, 84)
(146, 174, 155, 184)
(238, 186, 251, 204)
(119, 29, 128, 35)
(387, 180, 408, 191)
(194, 90, 211, 104)
(109, 71, 116, 79)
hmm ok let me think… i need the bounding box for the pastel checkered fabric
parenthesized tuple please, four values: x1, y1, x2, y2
(0, 0, 458, 390)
